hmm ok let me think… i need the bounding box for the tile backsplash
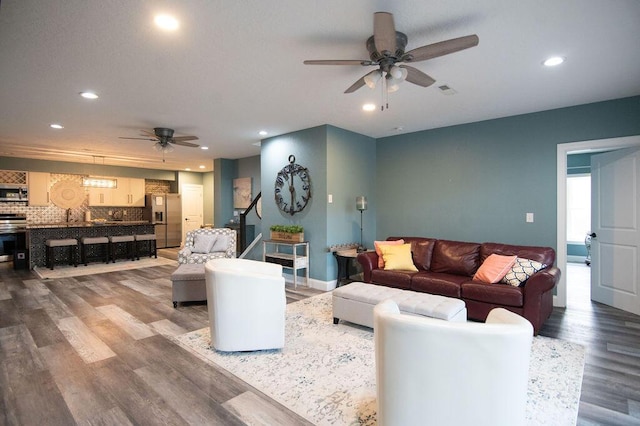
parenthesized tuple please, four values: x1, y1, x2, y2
(0, 174, 172, 223)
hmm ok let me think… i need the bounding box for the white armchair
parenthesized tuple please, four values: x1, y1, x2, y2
(205, 258, 286, 352)
(374, 299, 533, 426)
(178, 228, 236, 264)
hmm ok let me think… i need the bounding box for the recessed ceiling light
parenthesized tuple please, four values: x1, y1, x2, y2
(200, 146, 209, 150)
(80, 91, 99, 99)
(50, 124, 64, 129)
(259, 130, 268, 136)
(543, 56, 565, 67)
(185, 168, 191, 171)
(199, 165, 205, 169)
(154, 14, 179, 31)
(362, 103, 376, 112)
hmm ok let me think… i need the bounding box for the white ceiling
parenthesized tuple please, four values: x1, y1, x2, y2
(1, 0, 639, 172)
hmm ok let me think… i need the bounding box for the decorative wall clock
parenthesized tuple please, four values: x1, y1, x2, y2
(274, 155, 311, 215)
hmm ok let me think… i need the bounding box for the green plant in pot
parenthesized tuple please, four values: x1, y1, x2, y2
(270, 224, 304, 242)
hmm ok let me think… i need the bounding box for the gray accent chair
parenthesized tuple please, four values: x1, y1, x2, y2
(178, 228, 236, 264)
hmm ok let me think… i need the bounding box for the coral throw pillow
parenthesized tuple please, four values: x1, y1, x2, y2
(374, 239, 405, 269)
(473, 254, 517, 283)
(380, 243, 418, 272)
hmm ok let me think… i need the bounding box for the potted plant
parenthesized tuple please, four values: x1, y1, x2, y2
(270, 224, 304, 242)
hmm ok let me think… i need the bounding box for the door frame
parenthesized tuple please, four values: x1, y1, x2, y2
(556, 135, 640, 307)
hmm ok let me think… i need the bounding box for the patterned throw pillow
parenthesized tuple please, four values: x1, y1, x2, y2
(501, 258, 547, 287)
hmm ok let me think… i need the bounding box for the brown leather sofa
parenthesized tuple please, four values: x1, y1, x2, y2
(357, 237, 561, 335)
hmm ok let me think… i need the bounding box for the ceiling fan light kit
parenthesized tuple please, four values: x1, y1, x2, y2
(304, 11, 479, 101)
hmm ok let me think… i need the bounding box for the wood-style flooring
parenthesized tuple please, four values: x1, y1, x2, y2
(0, 259, 638, 425)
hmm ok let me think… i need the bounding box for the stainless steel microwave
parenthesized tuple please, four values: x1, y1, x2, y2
(0, 185, 27, 202)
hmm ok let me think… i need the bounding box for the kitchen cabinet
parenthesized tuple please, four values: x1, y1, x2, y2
(88, 186, 114, 206)
(87, 177, 145, 206)
(28, 172, 50, 206)
(113, 178, 145, 206)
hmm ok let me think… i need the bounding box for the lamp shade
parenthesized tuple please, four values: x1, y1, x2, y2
(356, 196, 368, 211)
(364, 70, 382, 89)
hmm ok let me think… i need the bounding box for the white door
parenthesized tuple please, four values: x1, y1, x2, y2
(181, 184, 203, 243)
(590, 147, 640, 315)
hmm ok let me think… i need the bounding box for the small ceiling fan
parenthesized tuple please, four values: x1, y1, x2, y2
(119, 127, 199, 153)
(303, 12, 479, 94)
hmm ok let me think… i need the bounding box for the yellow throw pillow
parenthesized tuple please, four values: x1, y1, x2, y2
(374, 239, 405, 268)
(380, 243, 418, 271)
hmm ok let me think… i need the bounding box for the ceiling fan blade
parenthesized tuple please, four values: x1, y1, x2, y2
(344, 75, 367, 94)
(171, 140, 200, 148)
(374, 12, 396, 55)
(304, 60, 374, 66)
(140, 129, 156, 137)
(401, 65, 436, 87)
(403, 34, 479, 62)
(119, 137, 156, 141)
(171, 135, 199, 142)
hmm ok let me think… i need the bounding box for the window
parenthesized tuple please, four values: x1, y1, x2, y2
(567, 174, 591, 243)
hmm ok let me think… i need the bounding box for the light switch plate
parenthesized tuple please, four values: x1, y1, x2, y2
(526, 212, 534, 223)
(328, 194, 333, 203)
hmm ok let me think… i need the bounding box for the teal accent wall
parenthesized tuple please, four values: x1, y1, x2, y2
(262, 126, 328, 280)
(0, 157, 177, 180)
(376, 96, 640, 249)
(260, 125, 376, 283)
(326, 126, 376, 279)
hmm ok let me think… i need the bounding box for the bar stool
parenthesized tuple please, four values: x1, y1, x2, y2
(80, 236, 110, 266)
(134, 234, 157, 259)
(45, 238, 78, 270)
(108, 235, 135, 263)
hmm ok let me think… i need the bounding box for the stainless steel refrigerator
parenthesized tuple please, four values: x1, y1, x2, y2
(143, 193, 182, 248)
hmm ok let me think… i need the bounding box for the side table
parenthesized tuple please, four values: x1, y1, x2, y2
(333, 248, 368, 287)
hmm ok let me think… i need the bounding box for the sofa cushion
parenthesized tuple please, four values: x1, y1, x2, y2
(473, 254, 517, 283)
(192, 234, 216, 253)
(393, 237, 437, 271)
(375, 239, 405, 268)
(430, 240, 481, 276)
(410, 272, 467, 298)
(481, 243, 555, 267)
(501, 258, 546, 287)
(461, 282, 524, 307)
(371, 269, 413, 290)
(380, 244, 418, 271)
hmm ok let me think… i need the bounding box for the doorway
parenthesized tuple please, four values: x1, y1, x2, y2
(556, 135, 640, 308)
(566, 170, 591, 303)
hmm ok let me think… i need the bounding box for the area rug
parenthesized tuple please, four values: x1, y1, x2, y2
(175, 293, 585, 426)
(34, 256, 177, 279)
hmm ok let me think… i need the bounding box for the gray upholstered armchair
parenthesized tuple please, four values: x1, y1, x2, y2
(178, 228, 236, 264)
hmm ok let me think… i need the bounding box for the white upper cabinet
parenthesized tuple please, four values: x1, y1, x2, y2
(28, 172, 50, 206)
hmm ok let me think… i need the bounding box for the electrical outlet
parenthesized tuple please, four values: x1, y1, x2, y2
(123, 210, 127, 216)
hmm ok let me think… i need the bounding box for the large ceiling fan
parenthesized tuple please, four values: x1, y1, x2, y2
(120, 127, 199, 154)
(304, 12, 479, 94)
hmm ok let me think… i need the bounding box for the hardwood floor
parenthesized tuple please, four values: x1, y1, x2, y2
(0, 260, 638, 425)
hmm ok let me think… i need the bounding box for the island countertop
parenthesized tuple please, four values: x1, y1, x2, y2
(27, 220, 150, 229)
(27, 222, 156, 269)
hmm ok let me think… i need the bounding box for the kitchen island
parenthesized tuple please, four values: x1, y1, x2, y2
(27, 221, 155, 269)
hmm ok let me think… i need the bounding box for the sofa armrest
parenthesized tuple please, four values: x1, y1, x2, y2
(523, 266, 561, 297)
(357, 251, 379, 283)
(522, 266, 561, 334)
(177, 247, 193, 264)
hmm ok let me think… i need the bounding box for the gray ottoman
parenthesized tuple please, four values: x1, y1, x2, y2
(332, 282, 467, 328)
(171, 264, 206, 308)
